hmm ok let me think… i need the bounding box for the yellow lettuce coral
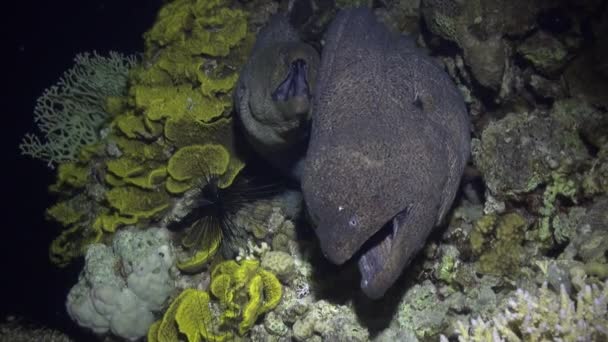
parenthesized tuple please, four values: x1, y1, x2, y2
(166, 143, 244, 194)
(49, 222, 103, 266)
(48, 162, 89, 192)
(149, 260, 283, 340)
(177, 223, 222, 273)
(211, 259, 283, 334)
(105, 186, 170, 219)
(148, 289, 232, 342)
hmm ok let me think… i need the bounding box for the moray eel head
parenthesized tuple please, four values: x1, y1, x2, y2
(304, 144, 415, 299)
(249, 42, 319, 134)
(302, 8, 469, 299)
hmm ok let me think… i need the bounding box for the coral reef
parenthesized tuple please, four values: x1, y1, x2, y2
(22, 0, 608, 341)
(454, 281, 608, 341)
(38, 0, 259, 268)
(66, 228, 175, 340)
(472, 103, 589, 199)
(420, 0, 538, 90)
(148, 259, 282, 341)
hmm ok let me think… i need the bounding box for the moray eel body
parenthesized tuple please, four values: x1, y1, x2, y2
(235, 15, 320, 180)
(302, 8, 470, 299)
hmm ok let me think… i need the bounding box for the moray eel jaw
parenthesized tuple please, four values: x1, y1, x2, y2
(272, 59, 310, 107)
(315, 206, 404, 299)
(357, 216, 401, 299)
(271, 56, 314, 134)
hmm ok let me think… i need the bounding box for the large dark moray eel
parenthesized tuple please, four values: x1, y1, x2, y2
(302, 8, 470, 299)
(234, 14, 319, 180)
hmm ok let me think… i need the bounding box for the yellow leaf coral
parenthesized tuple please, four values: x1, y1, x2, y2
(177, 223, 223, 273)
(49, 162, 89, 192)
(149, 289, 232, 342)
(149, 260, 283, 340)
(105, 186, 170, 219)
(166, 144, 244, 193)
(211, 259, 283, 335)
(46, 201, 84, 226)
(49, 223, 103, 267)
(92, 212, 138, 233)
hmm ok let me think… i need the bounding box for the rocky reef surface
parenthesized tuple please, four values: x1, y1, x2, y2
(23, 0, 608, 341)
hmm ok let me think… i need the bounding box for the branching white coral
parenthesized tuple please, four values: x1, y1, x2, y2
(455, 281, 608, 342)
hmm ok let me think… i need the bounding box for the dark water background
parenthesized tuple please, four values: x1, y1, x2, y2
(3, 0, 161, 337)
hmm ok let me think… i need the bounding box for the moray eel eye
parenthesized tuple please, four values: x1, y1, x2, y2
(348, 214, 359, 228)
(271, 59, 310, 102)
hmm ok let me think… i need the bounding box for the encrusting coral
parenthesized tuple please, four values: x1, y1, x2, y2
(470, 212, 529, 277)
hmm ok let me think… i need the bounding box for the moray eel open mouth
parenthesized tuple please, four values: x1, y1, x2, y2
(357, 218, 399, 293)
(271, 59, 310, 102)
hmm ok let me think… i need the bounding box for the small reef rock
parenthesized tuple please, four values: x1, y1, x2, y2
(302, 8, 470, 299)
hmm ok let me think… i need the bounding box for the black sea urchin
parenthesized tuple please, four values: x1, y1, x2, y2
(166, 167, 283, 262)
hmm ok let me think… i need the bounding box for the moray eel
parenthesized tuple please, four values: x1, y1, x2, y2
(302, 8, 470, 299)
(235, 15, 320, 180)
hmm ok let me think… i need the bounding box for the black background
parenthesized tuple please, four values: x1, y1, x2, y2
(2, 0, 162, 337)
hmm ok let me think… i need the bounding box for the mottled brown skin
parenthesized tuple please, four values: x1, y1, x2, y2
(235, 15, 320, 180)
(302, 8, 470, 299)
